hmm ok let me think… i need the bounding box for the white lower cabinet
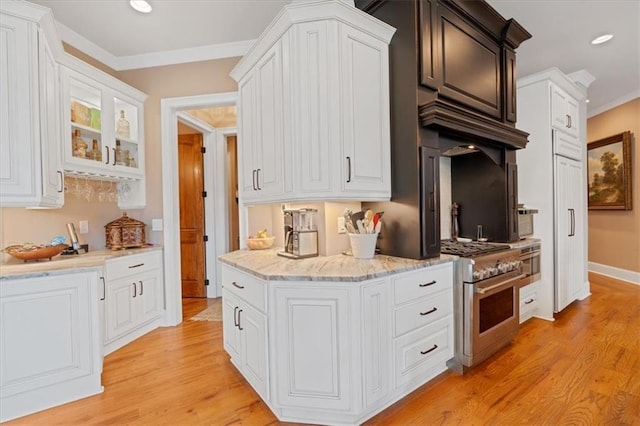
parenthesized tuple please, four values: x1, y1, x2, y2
(273, 285, 354, 412)
(519, 281, 539, 323)
(221, 261, 453, 425)
(391, 264, 454, 391)
(0, 271, 103, 422)
(221, 265, 269, 399)
(102, 251, 164, 355)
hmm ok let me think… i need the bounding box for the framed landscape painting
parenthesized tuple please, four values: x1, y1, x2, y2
(587, 131, 632, 210)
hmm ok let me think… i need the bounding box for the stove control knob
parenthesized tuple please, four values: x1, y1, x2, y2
(473, 270, 484, 280)
(498, 263, 509, 273)
(487, 266, 498, 276)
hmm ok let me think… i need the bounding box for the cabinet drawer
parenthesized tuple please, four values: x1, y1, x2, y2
(105, 251, 162, 281)
(394, 289, 452, 337)
(394, 316, 453, 388)
(392, 263, 453, 306)
(221, 265, 266, 312)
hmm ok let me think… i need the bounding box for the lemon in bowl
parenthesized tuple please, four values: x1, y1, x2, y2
(246, 236, 275, 250)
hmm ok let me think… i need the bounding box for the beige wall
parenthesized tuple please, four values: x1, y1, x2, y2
(1, 56, 240, 257)
(586, 98, 640, 273)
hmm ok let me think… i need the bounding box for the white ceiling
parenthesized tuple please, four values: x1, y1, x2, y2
(29, 0, 640, 117)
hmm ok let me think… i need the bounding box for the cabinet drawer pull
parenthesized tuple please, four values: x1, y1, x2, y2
(128, 263, 145, 269)
(256, 169, 261, 190)
(234, 306, 239, 327)
(57, 171, 64, 193)
(139, 280, 144, 295)
(100, 276, 106, 301)
(105, 146, 110, 165)
(524, 298, 535, 305)
(420, 307, 437, 316)
(346, 156, 352, 183)
(112, 147, 117, 166)
(232, 281, 245, 289)
(252, 170, 257, 191)
(420, 344, 438, 355)
(419, 280, 436, 287)
(237, 309, 243, 330)
(132, 282, 137, 298)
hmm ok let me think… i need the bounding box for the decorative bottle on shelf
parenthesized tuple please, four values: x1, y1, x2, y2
(91, 139, 102, 162)
(72, 129, 83, 157)
(115, 140, 124, 165)
(116, 110, 130, 139)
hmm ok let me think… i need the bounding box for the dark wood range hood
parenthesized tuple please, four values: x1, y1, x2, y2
(358, 0, 531, 259)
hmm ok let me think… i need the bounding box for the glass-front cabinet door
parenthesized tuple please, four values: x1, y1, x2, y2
(60, 66, 143, 178)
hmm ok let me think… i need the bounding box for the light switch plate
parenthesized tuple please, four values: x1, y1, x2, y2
(152, 219, 163, 231)
(78, 220, 89, 234)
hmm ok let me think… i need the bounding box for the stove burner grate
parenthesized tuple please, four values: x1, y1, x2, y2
(440, 240, 511, 257)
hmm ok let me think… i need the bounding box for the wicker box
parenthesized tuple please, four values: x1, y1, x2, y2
(105, 213, 146, 250)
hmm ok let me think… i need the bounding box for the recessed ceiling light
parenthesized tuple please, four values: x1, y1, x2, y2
(591, 34, 613, 45)
(586, 99, 590, 103)
(130, 0, 152, 13)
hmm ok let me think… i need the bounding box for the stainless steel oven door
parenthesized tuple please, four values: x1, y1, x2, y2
(520, 245, 541, 285)
(463, 272, 525, 365)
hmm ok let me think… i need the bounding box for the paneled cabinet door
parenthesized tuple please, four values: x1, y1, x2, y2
(104, 277, 137, 342)
(137, 269, 163, 324)
(222, 288, 241, 361)
(340, 25, 391, 197)
(274, 286, 352, 411)
(237, 41, 284, 203)
(238, 303, 268, 399)
(0, 16, 63, 207)
(551, 84, 579, 138)
(554, 155, 584, 312)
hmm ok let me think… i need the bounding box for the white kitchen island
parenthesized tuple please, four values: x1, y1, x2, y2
(218, 249, 457, 425)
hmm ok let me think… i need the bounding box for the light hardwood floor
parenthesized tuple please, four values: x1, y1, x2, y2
(5, 273, 639, 425)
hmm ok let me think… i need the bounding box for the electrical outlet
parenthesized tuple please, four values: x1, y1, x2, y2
(78, 220, 89, 234)
(337, 217, 347, 234)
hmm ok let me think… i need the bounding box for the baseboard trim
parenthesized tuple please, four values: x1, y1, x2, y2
(588, 262, 640, 286)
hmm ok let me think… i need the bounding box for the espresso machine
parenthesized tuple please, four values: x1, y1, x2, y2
(278, 208, 319, 259)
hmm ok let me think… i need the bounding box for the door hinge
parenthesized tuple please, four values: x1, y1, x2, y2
(202, 191, 207, 198)
(203, 235, 209, 242)
(205, 279, 210, 286)
(201, 146, 206, 154)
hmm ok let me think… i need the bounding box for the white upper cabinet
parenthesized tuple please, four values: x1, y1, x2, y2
(237, 41, 285, 203)
(60, 66, 145, 180)
(0, 5, 64, 207)
(231, 0, 395, 205)
(550, 83, 580, 139)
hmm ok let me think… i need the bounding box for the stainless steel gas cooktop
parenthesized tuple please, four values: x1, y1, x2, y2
(440, 240, 511, 257)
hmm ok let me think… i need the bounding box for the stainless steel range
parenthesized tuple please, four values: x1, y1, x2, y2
(442, 240, 524, 373)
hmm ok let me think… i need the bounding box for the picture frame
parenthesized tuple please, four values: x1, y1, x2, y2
(587, 131, 633, 210)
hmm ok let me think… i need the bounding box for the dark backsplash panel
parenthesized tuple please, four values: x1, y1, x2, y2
(451, 151, 511, 242)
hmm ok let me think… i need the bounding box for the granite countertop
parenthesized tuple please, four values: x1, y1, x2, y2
(508, 238, 541, 249)
(0, 245, 163, 280)
(218, 247, 457, 282)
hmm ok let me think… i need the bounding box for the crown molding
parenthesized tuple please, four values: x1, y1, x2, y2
(57, 21, 254, 71)
(587, 91, 640, 118)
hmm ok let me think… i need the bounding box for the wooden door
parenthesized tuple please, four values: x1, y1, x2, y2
(226, 135, 240, 251)
(178, 133, 206, 298)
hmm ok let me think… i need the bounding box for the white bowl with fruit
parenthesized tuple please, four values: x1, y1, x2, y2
(246, 229, 275, 250)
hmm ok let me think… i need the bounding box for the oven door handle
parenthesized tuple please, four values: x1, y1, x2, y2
(474, 274, 526, 295)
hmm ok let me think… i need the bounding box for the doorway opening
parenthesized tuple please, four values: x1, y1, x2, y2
(161, 92, 238, 325)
